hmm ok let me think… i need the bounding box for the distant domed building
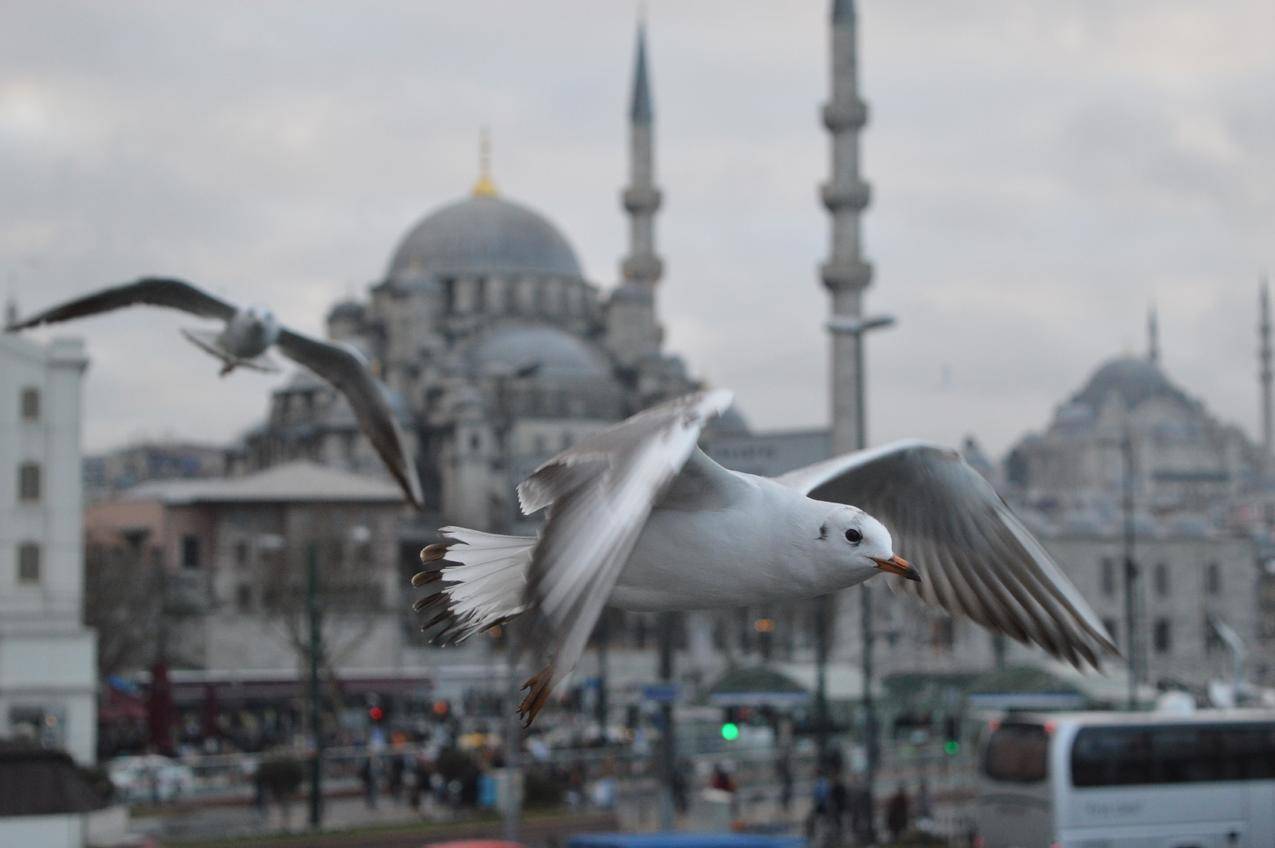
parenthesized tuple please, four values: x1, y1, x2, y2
(230, 29, 696, 535)
(1005, 332, 1258, 524)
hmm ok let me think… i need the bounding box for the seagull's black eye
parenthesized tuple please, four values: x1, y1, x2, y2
(845, 528, 862, 544)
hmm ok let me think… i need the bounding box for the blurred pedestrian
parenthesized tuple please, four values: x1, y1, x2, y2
(671, 759, 690, 815)
(775, 752, 794, 814)
(389, 752, 405, 802)
(916, 776, 933, 828)
(250, 761, 266, 822)
(360, 754, 380, 809)
(710, 762, 735, 793)
(886, 783, 910, 841)
(411, 752, 432, 812)
(847, 778, 873, 844)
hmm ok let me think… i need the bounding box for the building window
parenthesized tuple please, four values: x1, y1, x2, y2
(17, 543, 40, 583)
(181, 534, 201, 569)
(236, 583, 253, 612)
(1154, 562, 1169, 598)
(1100, 557, 1116, 597)
(1205, 562, 1221, 595)
(18, 463, 40, 501)
(1153, 618, 1172, 654)
(234, 541, 249, 568)
(20, 387, 40, 421)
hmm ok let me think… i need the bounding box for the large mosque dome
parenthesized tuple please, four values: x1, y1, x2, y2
(1070, 356, 1195, 412)
(387, 194, 583, 280)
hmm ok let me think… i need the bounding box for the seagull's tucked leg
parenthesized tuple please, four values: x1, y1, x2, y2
(411, 527, 534, 645)
(518, 666, 555, 727)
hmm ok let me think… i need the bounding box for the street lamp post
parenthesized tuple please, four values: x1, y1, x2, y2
(491, 363, 540, 841)
(827, 314, 895, 842)
(1120, 426, 1139, 710)
(306, 540, 323, 829)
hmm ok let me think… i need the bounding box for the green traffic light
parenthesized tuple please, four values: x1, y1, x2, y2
(721, 722, 740, 741)
(944, 740, 960, 755)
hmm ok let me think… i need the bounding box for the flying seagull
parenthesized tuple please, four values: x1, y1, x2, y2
(412, 390, 1117, 726)
(7, 276, 423, 509)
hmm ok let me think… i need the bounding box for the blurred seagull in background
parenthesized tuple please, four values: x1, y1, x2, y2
(7, 276, 423, 509)
(412, 390, 1118, 726)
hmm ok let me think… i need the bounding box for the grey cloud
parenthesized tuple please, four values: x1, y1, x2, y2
(3, 0, 1272, 457)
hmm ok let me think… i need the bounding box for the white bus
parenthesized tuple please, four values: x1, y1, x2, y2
(974, 710, 1275, 848)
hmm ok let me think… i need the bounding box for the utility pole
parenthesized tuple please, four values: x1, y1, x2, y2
(491, 363, 538, 841)
(828, 314, 894, 844)
(306, 541, 324, 829)
(813, 598, 830, 764)
(1121, 427, 1139, 710)
(503, 628, 522, 841)
(596, 614, 609, 730)
(658, 611, 676, 830)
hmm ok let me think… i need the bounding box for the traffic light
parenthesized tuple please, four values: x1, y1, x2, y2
(943, 715, 960, 754)
(721, 707, 740, 741)
(368, 705, 385, 723)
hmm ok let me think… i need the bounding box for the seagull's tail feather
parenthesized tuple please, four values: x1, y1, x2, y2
(411, 527, 535, 645)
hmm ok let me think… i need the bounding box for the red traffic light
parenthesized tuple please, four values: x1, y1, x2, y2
(368, 706, 384, 722)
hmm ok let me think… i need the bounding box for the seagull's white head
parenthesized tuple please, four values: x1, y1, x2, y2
(815, 504, 920, 584)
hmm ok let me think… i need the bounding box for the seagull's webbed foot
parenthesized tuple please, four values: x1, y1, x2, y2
(517, 665, 554, 728)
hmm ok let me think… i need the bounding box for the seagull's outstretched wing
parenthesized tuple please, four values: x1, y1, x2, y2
(778, 441, 1118, 669)
(6, 277, 237, 330)
(275, 328, 423, 510)
(514, 389, 733, 724)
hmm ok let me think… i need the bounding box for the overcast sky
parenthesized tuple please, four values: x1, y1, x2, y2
(4, 1, 1272, 457)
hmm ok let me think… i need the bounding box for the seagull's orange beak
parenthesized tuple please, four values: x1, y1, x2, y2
(873, 554, 921, 582)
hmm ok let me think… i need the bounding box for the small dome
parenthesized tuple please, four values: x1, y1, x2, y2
(1072, 356, 1194, 411)
(468, 324, 611, 379)
(387, 195, 583, 280)
(327, 300, 364, 323)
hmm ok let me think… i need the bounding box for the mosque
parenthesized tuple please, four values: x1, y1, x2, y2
(225, 4, 877, 538)
(227, 24, 705, 537)
(1005, 310, 1263, 531)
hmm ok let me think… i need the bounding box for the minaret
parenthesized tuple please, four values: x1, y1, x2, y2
(822, 0, 873, 454)
(1260, 278, 1272, 463)
(609, 18, 665, 368)
(1147, 304, 1160, 364)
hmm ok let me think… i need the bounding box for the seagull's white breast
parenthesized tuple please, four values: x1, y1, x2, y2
(609, 479, 854, 610)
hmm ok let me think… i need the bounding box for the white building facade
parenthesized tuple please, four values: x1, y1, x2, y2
(0, 334, 97, 764)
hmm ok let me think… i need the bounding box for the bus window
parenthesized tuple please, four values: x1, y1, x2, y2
(982, 723, 1048, 783)
(1072, 723, 1275, 787)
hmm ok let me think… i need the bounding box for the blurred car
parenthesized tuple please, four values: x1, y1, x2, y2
(107, 754, 196, 802)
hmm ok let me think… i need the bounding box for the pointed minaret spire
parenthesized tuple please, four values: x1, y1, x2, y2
(822, 0, 873, 454)
(472, 127, 497, 197)
(630, 18, 652, 126)
(610, 13, 665, 367)
(1260, 277, 1272, 466)
(1147, 304, 1160, 364)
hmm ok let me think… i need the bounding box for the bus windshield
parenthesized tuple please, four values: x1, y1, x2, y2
(982, 723, 1049, 783)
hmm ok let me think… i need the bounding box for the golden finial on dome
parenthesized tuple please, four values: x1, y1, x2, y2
(472, 127, 497, 197)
